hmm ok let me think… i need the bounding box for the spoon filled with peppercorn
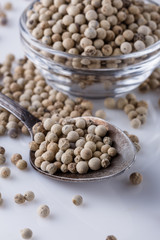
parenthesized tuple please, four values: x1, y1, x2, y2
(0, 92, 136, 182)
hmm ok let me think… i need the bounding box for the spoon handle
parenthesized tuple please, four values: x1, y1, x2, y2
(0, 92, 40, 134)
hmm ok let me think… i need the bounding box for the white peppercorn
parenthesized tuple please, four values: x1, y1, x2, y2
(76, 118, 86, 129)
(61, 153, 73, 164)
(24, 191, 35, 202)
(130, 172, 143, 185)
(46, 163, 57, 174)
(95, 109, 106, 119)
(34, 132, 45, 144)
(134, 40, 145, 51)
(101, 158, 110, 168)
(88, 157, 101, 170)
(138, 25, 151, 35)
(76, 161, 89, 174)
(20, 228, 33, 239)
(76, 139, 85, 148)
(80, 148, 92, 160)
(0, 167, 11, 178)
(104, 98, 116, 109)
(106, 235, 117, 240)
(37, 205, 50, 218)
(72, 195, 83, 206)
(84, 141, 96, 152)
(84, 27, 97, 39)
(29, 141, 39, 151)
(58, 138, 70, 151)
(116, 98, 128, 109)
(95, 125, 108, 137)
(16, 159, 27, 170)
(0, 193, 3, 205)
(11, 153, 22, 165)
(67, 131, 79, 142)
(0, 146, 5, 154)
(108, 147, 117, 157)
(0, 154, 6, 165)
(41, 161, 49, 171)
(61, 163, 68, 173)
(130, 118, 141, 129)
(120, 42, 132, 54)
(103, 136, 112, 145)
(14, 194, 25, 204)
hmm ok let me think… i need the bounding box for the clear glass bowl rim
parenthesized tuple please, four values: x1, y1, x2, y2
(19, 0, 160, 61)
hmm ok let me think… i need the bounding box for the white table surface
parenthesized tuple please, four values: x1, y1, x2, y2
(0, 1, 160, 239)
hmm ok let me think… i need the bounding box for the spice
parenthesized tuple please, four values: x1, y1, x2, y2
(0, 56, 93, 138)
(106, 235, 117, 240)
(37, 205, 50, 218)
(30, 117, 117, 175)
(139, 67, 160, 93)
(130, 118, 141, 129)
(26, 0, 160, 58)
(76, 161, 89, 174)
(0, 192, 3, 205)
(24, 191, 35, 202)
(0, 146, 5, 154)
(16, 160, 27, 170)
(4, 2, 12, 10)
(0, 11, 8, 26)
(20, 228, 33, 239)
(11, 153, 22, 165)
(130, 172, 143, 185)
(95, 109, 106, 119)
(0, 167, 10, 178)
(0, 154, 6, 164)
(72, 195, 83, 206)
(14, 194, 25, 204)
(104, 98, 116, 109)
(104, 94, 148, 128)
(88, 157, 101, 170)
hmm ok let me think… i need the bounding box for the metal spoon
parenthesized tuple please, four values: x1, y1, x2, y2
(0, 92, 136, 182)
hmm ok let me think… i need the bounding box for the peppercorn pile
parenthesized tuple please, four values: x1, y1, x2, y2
(26, 0, 160, 57)
(139, 67, 160, 93)
(30, 117, 117, 175)
(104, 93, 148, 129)
(0, 54, 93, 138)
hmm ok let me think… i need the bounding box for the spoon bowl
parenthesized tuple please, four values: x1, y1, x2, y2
(0, 93, 136, 182)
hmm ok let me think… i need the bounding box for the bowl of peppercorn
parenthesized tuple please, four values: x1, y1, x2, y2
(19, 0, 160, 98)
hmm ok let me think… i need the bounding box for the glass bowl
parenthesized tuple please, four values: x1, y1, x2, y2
(19, 0, 160, 98)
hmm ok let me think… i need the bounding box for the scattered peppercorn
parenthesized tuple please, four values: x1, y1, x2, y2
(0, 146, 5, 154)
(106, 235, 117, 240)
(104, 94, 148, 128)
(37, 205, 50, 218)
(20, 228, 33, 239)
(104, 98, 116, 109)
(0, 154, 6, 164)
(72, 195, 83, 206)
(14, 193, 25, 204)
(130, 172, 143, 185)
(0, 56, 93, 138)
(0, 193, 3, 205)
(139, 67, 160, 93)
(24, 191, 35, 202)
(0, 166, 10, 178)
(95, 109, 106, 119)
(11, 153, 22, 165)
(16, 160, 27, 170)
